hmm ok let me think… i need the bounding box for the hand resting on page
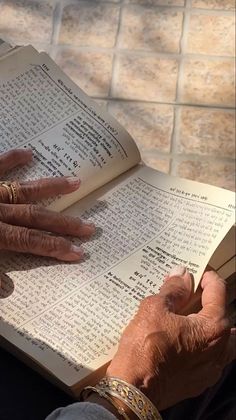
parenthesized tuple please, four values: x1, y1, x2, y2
(105, 268, 236, 413)
(47, 268, 236, 420)
(0, 149, 95, 265)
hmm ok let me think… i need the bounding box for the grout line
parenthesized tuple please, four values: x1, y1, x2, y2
(176, 0, 190, 105)
(62, 0, 124, 5)
(108, 2, 123, 97)
(52, 44, 235, 62)
(51, 0, 64, 52)
(168, 2, 186, 167)
(93, 96, 235, 111)
(109, 2, 127, 98)
(141, 150, 235, 164)
(170, 105, 181, 157)
(168, 106, 177, 174)
(122, 1, 235, 16)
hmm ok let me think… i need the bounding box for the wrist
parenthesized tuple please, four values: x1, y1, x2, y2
(85, 393, 137, 420)
(106, 368, 162, 411)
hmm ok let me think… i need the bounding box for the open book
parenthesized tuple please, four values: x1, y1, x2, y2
(0, 42, 235, 396)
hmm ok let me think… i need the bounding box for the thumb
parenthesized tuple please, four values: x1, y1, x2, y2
(159, 266, 193, 314)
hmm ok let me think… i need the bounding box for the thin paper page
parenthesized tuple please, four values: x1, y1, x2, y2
(0, 48, 140, 210)
(1, 166, 235, 387)
(0, 40, 13, 58)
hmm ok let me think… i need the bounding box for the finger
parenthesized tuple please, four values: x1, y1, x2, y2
(198, 270, 227, 320)
(0, 176, 81, 204)
(0, 149, 32, 176)
(0, 204, 95, 237)
(158, 266, 193, 313)
(0, 221, 84, 261)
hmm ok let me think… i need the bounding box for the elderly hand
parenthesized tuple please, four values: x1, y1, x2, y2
(106, 268, 235, 412)
(0, 149, 95, 261)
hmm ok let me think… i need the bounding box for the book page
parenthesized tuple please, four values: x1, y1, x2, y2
(0, 46, 140, 210)
(1, 166, 235, 387)
(209, 225, 235, 270)
(0, 39, 13, 58)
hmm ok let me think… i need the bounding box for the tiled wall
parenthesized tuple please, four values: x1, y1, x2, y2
(0, 0, 235, 190)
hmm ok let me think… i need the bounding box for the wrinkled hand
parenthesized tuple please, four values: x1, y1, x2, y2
(107, 269, 235, 411)
(0, 149, 95, 261)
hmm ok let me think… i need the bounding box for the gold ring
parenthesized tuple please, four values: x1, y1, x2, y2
(10, 182, 18, 204)
(0, 181, 18, 204)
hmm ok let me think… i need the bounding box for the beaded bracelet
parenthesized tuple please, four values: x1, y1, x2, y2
(80, 385, 130, 420)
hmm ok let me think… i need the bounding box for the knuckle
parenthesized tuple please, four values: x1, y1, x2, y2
(26, 204, 43, 222)
(0, 187, 9, 203)
(0, 223, 26, 250)
(20, 228, 37, 249)
(0, 221, 7, 249)
(166, 285, 187, 301)
(0, 203, 6, 218)
(52, 236, 70, 252)
(139, 295, 156, 312)
(18, 183, 31, 202)
(59, 214, 76, 230)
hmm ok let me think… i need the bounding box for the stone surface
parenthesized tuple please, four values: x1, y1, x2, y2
(180, 59, 235, 107)
(177, 107, 235, 158)
(112, 55, 178, 101)
(0, 0, 53, 44)
(175, 160, 235, 191)
(119, 6, 183, 53)
(108, 101, 173, 153)
(93, 99, 108, 112)
(192, 0, 235, 10)
(55, 49, 113, 97)
(141, 154, 170, 173)
(186, 14, 235, 56)
(59, 2, 120, 48)
(126, 0, 185, 6)
(0, 0, 234, 187)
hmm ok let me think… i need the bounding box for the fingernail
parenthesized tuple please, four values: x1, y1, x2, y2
(67, 177, 81, 189)
(79, 222, 96, 236)
(169, 265, 186, 277)
(70, 245, 85, 259)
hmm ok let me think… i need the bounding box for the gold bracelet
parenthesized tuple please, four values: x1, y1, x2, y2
(97, 377, 163, 420)
(80, 385, 131, 420)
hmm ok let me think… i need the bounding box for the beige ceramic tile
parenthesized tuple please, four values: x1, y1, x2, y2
(0, 0, 53, 44)
(192, 0, 235, 10)
(59, 2, 120, 48)
(119, 6, 183, 53)
(92, 99, 108, 112)
(113, 55, 178, 101)
(55, 49, 113, 97)
(108, 101, 173, 152)
(180, 59, 235, 107)
(175, 160, 235, 191)
(178, 107, 235, 158)
(141, 154, 170, 173)
(187, 14, 235, 56)
(126, 0, 185, 6)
